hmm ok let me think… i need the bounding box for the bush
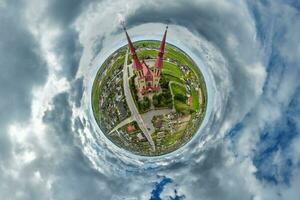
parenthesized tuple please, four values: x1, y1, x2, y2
(153, 95, 159, 107)
(138, 96, 151, 112)
(163, 91, 172, 100)
(153, 91, 173, 108)
(174, 94, 187, 102)
(143, 96, 150, 108)
(160, 76, 169, 89)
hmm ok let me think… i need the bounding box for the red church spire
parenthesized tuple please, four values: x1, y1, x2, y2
(155, 26, 168, 69)
(123, 25, 143, 70)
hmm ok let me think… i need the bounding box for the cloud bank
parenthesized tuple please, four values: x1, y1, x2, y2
(0, 0, 299, 199)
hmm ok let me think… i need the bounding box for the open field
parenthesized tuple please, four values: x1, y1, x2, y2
(170, 83, 186, 96)
(136, 49, 157, 59)
(162, 62, 185, 78)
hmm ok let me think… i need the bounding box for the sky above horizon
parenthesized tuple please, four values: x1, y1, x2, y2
(0, 0, 300, 199)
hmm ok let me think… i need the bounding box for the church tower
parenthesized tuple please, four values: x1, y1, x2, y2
(123, 25, 168, 95)
(123, 26, 144, 79)
(153, 26, 168, 87)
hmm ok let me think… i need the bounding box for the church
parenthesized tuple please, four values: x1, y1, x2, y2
(123, 26, 168, 95)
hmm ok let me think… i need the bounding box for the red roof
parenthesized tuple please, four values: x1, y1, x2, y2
(139, 86, 160, 94)
(141, 61, 153, 81)
(124, 25, 168, 72)
(127, 125, 135, 132)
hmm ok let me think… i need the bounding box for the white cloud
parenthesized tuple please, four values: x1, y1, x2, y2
(0, 0, 299, 199)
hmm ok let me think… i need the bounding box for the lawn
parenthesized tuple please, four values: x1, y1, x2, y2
(170, 83, 199, 113)
(160, 129, 185, 147)
(134, 40, 159, 49)
(165, 48, 193, 68)
(137, 49, 157, 59)
(164, 46, 205, 82)
(170, 83, 192, 114)
(162, 61, 184, 78)
(174, 100, 191, 115)
(191, 86, 200, 111)
(170, 83, 186, 96)
(91, 80, 100, 122)
(135, 40, 193, 67)
(134, 40, 202, 80)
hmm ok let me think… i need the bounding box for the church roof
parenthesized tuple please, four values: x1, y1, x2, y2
(141, 60, 153, 81)
(123, 24, 168, 77)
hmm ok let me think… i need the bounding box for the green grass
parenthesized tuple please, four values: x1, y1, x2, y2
(162, 62, 184, 78)
(165, 49, 193, 67)
(133, 40, 202, 79)
(91, 80, 100, 122)
(134, 40, 159, 49)
(134, 40, 194, 66)
(174, 100, 191, 115)
(133, 41, 207, 104)
(191, 86, 200, 111)
(162, 74, 185, 85)
(137, 49, 157, 59)
(160, 130, 185, 146)
(170, 83, 186, 96)
(170, 83, 192, 114)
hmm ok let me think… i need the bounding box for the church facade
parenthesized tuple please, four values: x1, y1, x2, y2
(124, 26, 168, 95)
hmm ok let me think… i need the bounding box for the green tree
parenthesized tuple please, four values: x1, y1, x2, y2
(139, 96, 151, 112)
(153, 95, 159, 107)
(174, 94, 187, 102)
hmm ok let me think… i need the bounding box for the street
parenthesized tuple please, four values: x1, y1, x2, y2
(122, 49, 156, 150)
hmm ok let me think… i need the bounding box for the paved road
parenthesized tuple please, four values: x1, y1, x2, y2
(108, 116, 134, 135)
(122, 49, 156, 150)
(141, 108, 173, 134)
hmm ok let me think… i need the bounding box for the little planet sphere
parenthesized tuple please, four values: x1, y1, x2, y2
(92, 27, 207, 156)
